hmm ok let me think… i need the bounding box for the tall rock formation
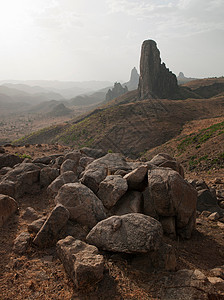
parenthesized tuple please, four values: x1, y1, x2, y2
(105, 82, 128, 102)
(124, 67, 139, 91)
(138, 40, 178, 99)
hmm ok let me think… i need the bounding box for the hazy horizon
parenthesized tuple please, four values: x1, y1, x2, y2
(0, 0, 223, 82)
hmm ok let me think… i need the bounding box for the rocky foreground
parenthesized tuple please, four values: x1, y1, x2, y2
(0, 144, 224, 299)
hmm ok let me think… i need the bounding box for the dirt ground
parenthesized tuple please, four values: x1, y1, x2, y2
(0, 146, 224, 299)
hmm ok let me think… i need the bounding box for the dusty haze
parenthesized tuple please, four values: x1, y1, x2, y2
(0, 0, 223, 82)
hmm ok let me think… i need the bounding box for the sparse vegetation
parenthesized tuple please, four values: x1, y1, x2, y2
(177, 121, 224, 153)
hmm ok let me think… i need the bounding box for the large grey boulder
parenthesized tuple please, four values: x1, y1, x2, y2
(57, 236, 104, 289)
(81, 153, 130, 193)
(33, 205, 69, 248)
(146, 167, 197, 238)
(0, 194, 18, 227)
(55, 183, 106, 228)
(97, 175, 128, 209)
(47, 171, 78, 196)
(0, 163, 41, 197)
(86, 213, 163, 253)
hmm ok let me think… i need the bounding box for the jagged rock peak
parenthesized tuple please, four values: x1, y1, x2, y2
(138, 40, 178, 99)
(178, 72, 185, 79)
(106, 82, 128, 102)
(122, 67, 139, 91)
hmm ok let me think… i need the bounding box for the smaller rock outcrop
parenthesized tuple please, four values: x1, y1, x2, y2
(105, 82, 128, 102)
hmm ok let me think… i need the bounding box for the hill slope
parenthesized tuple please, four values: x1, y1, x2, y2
(142, 116, 224, 171)
(15, 95, 224, 158)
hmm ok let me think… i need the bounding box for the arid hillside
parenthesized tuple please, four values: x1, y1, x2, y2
(15, 95, 224, 158)
(142, 116, 224, 172)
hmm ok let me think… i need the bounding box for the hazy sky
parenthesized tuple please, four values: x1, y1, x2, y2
(0, 0, 223, 82)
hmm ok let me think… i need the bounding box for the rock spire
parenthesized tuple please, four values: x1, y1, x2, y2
(138, 40, 178, 99)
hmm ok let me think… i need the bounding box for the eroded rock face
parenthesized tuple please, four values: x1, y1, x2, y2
(86, 213, 163, 253)
(138, 40, 178, 99)
(57, 236, 104, 289)
(55, 183, 106, 228)
(105, 82, 128, 102)
(0, 194, 18, 227)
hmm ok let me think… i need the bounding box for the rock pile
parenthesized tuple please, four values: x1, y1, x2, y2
(0, 147, 223, 293)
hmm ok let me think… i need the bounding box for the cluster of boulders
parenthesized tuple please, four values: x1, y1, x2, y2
(0, 147, 223, 291)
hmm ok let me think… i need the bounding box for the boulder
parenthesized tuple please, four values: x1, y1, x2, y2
(97, 175, 128, 209)
(13, 231, 31, 254)
(147, 167, 197, 238)
(0, 154, 23, 169)
(64, 150, 81, 165)
(149, 153, 184, 178)
(123, 165, 148, 190)
(33, 205, 69, 248)
(77, 156, 94, 176)
(138, 40, 178, 99)
(57, 236, 104, 289)
(47, 171, 78, 196)
(21, 207, 39, 222)
(81, 164, 107, 194)
(86, 213, 163, 253)
(197, 189, 223, 215)
(55, 183, 106, 228)
(0, 163, 41, 197)
(0, 194, 18, 227)
(60, 159, 78, 175)
(40, 167, 60, 188)
(32, 156, 52, 165)
(111, 191, 143, 216)
(81, 153, 130, 193)
(0, 180, 15, 197)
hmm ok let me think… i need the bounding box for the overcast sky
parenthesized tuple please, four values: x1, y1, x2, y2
(0, 0, 223, 82)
